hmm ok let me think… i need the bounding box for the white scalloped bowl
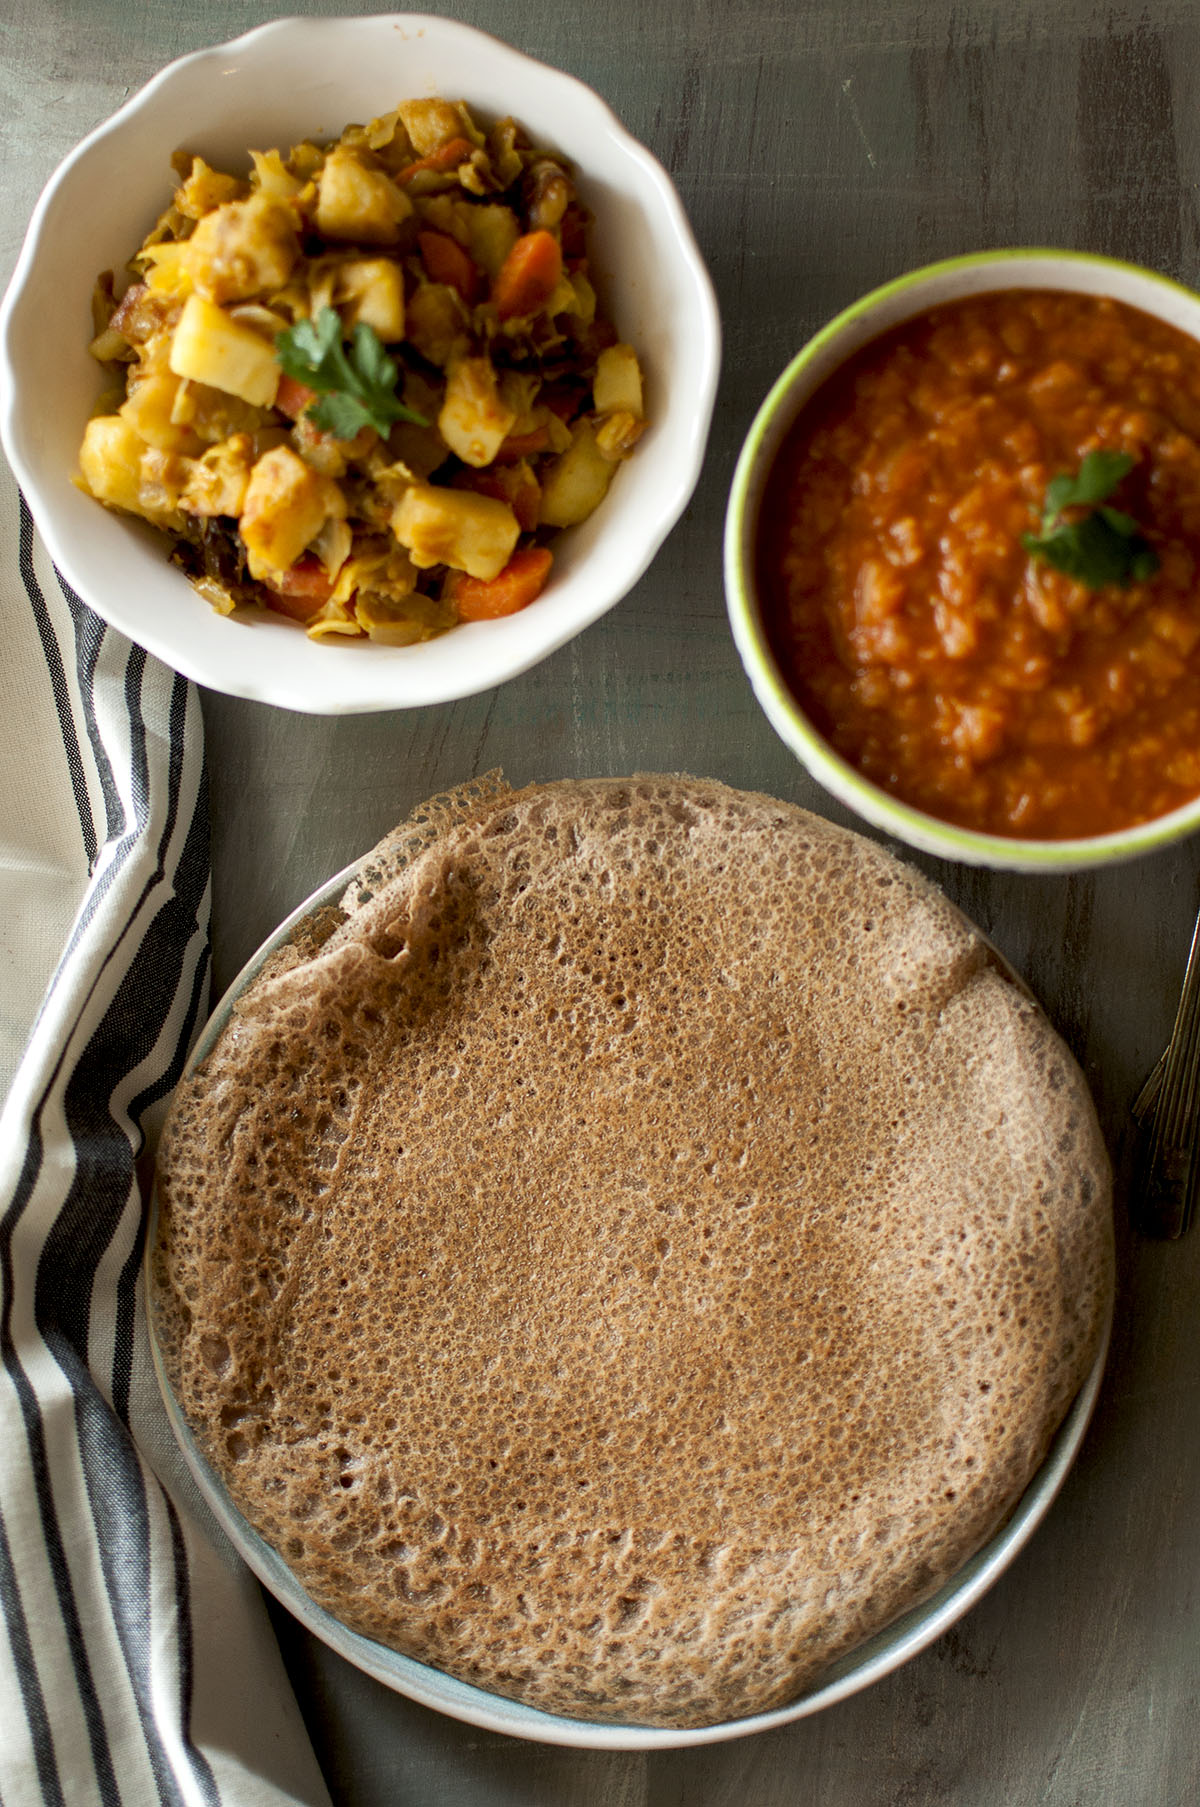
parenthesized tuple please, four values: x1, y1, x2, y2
(0, 15, 719, 713)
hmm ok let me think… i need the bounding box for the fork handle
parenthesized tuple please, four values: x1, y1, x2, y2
(1134, 901, 1200, 1237)
(1135, 1116, 1198, 1237)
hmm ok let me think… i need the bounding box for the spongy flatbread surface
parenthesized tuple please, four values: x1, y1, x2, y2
(151, 776, 1113, 1727)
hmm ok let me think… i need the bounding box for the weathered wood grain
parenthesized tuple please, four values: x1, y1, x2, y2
(8, 2, 1200, 1801)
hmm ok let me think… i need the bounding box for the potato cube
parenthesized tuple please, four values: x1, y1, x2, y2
(404, 283, 469, 368)
(185, 195, 299, 303)
(316, 147, 412, 244)
(169, 295, 281, 407)
(78, 416, 149, 515)
(119, 371, 193, 452)
(466, 204, 520, 280)
(397, 98, 477, 155)
(438, 358, 518, 467)
(593, 344, 644, 418)
(334, 258, 406, 340)
(240, 445, 340, 578)
(567, 270, 597, 326)
(391, 483, 519, 580)
(538, 420, 615, 527)
(418, 193, 475, 245)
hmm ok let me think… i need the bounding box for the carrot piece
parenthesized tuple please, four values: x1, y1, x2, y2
(396, 135, 473, 185)
(418, 230, 480, 303)
(275, 374, 317, 420)
(447, 546, 553, 620)
(263, 555, 334, 622)
(264, 592, 323, 625)
(494, 425, 551, 461)
(492, 231, 562, 322)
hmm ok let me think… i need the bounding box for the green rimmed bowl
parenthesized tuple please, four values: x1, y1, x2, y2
(724, 249, 1200, 872)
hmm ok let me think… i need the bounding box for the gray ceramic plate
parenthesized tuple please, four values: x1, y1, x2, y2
(147, 863, 1112, 1751)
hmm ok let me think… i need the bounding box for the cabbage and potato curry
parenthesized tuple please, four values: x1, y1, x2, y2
(78, 99, 647, 641)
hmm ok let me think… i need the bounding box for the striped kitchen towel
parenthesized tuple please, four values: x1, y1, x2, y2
(0, 490, 329, 1807)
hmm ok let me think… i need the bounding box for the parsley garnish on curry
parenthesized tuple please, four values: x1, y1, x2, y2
(758, 290, 1200, 839)
(1021, 449, 1158, 590)
(78, 100, 646, 641)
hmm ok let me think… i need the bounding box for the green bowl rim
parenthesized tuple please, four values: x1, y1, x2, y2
(725, 248, 1200, 870)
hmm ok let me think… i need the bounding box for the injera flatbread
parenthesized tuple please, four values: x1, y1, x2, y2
(151, 776, 1113, 1727)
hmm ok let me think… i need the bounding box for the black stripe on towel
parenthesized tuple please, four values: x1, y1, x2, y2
(115, 731, 212, 1425)
(2, 614, 213, 1803)
(60, 566, 125, 849)
(0, 1136, 123, 1807)
(45, 640, 158, 979)
(0, 1497, 66, 1807)
(36, 652, 189, 1354)
(165, 1490, 223, 1807)
(76, 1390, 218, 1807)
(24, 647, 217, 1802)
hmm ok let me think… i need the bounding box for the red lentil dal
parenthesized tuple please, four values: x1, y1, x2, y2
(758, 289, 1200, 839)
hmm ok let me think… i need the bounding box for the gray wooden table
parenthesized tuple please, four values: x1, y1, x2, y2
(8, 2, 1200, 1801)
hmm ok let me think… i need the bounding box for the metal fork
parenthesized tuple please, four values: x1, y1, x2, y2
(1131, 901, 1200, 1238)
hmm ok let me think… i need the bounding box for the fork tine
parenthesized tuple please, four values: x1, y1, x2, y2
(1131, 1049, 1165, 1123)
(1155, 916, 1200, 1133)
(1133, 901, 1200, 1238)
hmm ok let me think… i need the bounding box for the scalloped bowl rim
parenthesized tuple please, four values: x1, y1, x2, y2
(725, 248, 1200, 870)
(1, 14, 720, 713)
(146, 855, 1112, 1750)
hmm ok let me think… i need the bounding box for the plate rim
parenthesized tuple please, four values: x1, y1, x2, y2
(145, 852, 1114, 1749)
